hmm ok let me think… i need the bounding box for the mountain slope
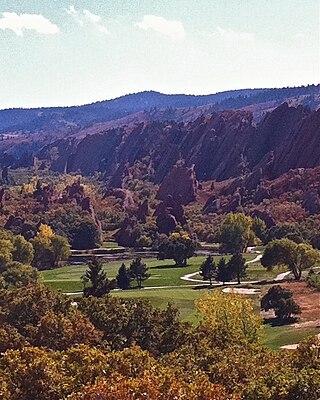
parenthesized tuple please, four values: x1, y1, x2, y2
(29, 103, 319, 185)
(0, 85, 318, 134)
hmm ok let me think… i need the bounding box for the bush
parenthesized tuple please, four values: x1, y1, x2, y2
(306, 271, 320, 291)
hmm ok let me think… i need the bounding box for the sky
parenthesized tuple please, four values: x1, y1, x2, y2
(0, 0, 319, 109)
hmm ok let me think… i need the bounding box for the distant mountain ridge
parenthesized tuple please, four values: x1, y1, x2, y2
(0, 84, 318, 134)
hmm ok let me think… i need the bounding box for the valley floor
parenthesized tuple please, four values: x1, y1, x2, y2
(41, 251, 320, 350)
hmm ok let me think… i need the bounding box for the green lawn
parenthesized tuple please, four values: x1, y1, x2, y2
(263, 323, 319, 350)
(191, 261, 284, 282)
(113, 287, 204, 324)
(114, 287, 318, 349)
(42, 253, 257, 293)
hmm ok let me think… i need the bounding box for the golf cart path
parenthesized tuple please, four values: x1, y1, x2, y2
(180, 251, 291, 284)
(66, 248, 291, 295)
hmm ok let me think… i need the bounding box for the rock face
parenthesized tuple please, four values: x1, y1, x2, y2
(203, 196, 221, 214)
(157, 163, 198, 205)
(114, 217, 139, 247)
(268, 108, 320, 178)
(0, 188, 5, 208)
(111, 188, 136, 213)
(14, 103, 319, 185)
(154, 195, 187, 235)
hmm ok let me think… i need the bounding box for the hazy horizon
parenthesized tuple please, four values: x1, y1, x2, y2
(1, 82, 319, 111)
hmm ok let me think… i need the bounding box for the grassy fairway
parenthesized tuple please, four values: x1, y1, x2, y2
(113, 287, 205, 324)
(42, 253, 257, 293)
(263, 324, 319, 350)
(113, 287, 318, 348)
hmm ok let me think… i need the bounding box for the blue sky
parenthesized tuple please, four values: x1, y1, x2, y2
(0, 0, 319, 109)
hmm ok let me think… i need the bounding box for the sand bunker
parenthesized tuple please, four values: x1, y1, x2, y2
(222, 288, 260, 295)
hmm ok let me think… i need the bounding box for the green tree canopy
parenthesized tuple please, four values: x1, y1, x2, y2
(129, 258, 149, 288)
(82, 257, 116, 297)
(261, 285, 301, 321)
(261, 238, 320, 280)
(199, 255, 216, 285)
(228, 253, 247, 284)
(220, 213, 256, 254)
(158, 231, 197, 267)
(116, 263, 132, 290)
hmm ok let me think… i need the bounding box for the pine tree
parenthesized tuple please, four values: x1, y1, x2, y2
(216, 257, 231, 285)
(129, 258, 149, 288)
(116, 263, 132, 290)
(82, 257, 115, 297)
(200, 255, 216, 286)
(228, 253, 247, 284)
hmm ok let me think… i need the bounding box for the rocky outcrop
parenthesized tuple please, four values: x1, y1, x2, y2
(154, 195, 187, 235)
(157, 162, 198, 205)
(23, 103, 319, 186)
(114, 217, 140, 247)
(111, 188, 136, 213)
(268, 108, 320, 177)
(0, 188, 5, 208)
(203, 196, 221, 214)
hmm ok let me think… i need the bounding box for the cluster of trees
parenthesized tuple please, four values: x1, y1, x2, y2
(0, 225, 70, 272)
(157, 230, 197, 267)
(263, 216, 320, 249)
(200, 254, 247, 285)
(0, 273, 319, 399)
(116, 258, 150, 289)
(81, 257, 150, 295)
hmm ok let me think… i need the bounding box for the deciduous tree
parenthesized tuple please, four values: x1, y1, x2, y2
(158, 230, 197, 267)
(261, 285, 301, 321)
(220, 213, 255, 253)
(261, 238, 320, 280)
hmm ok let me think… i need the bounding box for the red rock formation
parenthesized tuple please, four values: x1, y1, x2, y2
(0, 188, 5, 208)
(154, 195, 187, 234)
(157, 162, 198, 205)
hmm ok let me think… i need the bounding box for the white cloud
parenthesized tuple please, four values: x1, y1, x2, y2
(200, 26, 254, 44)
(0, 12, 59, 36)
(215, 26, 254, 42)
(66, 5, 110, 34)
(135, 15, 186, 42)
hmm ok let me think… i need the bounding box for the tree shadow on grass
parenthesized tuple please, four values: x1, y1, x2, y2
(149, 264, 188, 270)
(263, 317, 299, 327)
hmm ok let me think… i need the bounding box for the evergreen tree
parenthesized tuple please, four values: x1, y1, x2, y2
(228, 253, 247, 284)
(129, 258, 149, 288)
(200, 255, 216, 286)
(82, 257, 115, 297)
(216, 257, 231, 284)
(116, 263, 132, 290)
